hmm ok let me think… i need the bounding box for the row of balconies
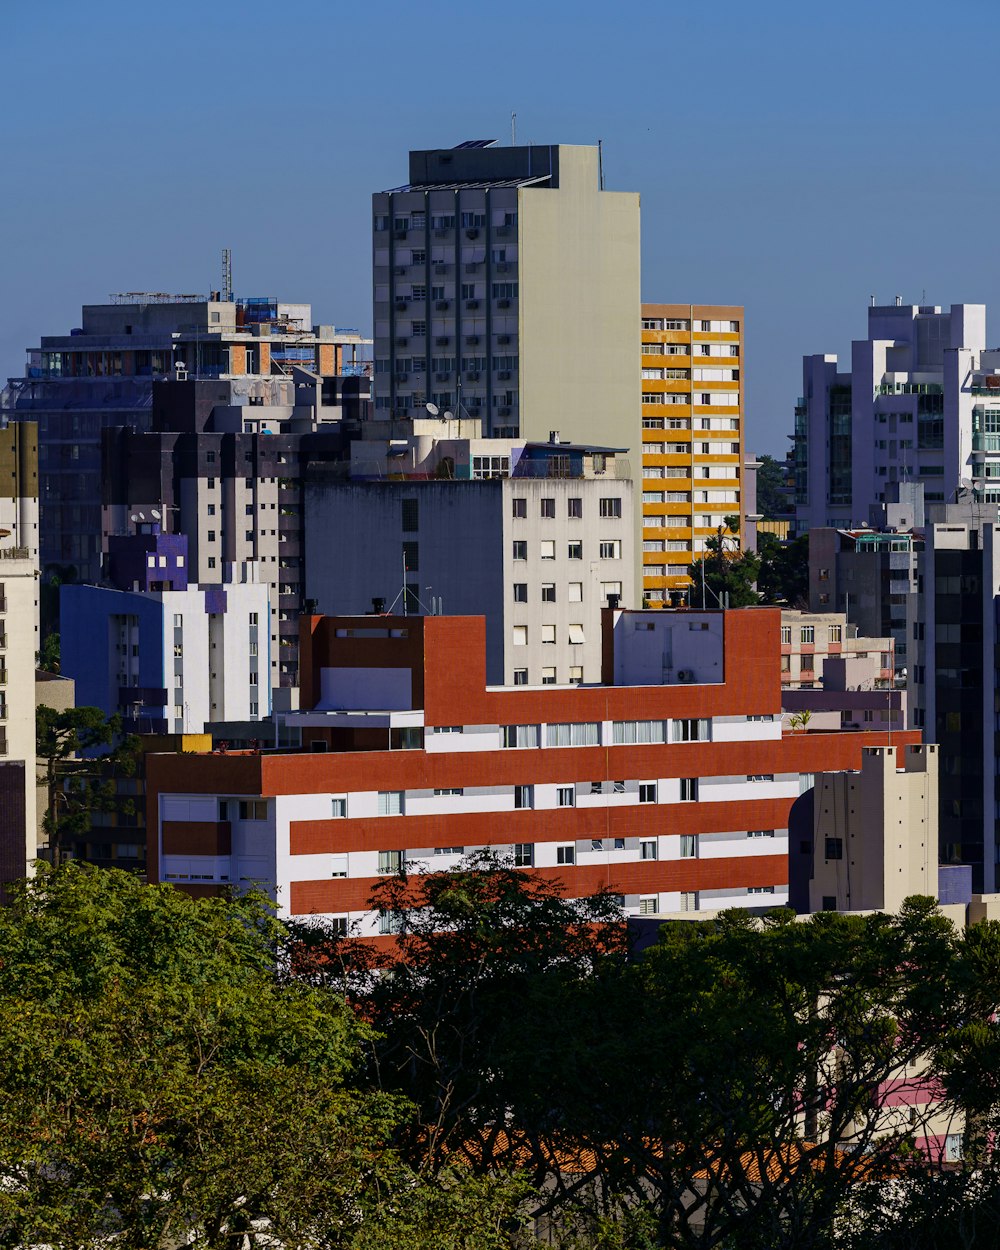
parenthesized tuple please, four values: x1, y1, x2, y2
(395, 334, 513, 348)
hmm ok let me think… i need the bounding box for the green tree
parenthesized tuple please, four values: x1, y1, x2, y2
(756, 454, 791, 518)
(756, 531, 810, 606)
(35, 630, 60, 673)
(0, 864, 529, 1249)
(688, 529, 761, 608)
(35, 705, 141, 866)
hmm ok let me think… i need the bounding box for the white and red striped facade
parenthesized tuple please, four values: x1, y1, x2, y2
(146, 609, 919, 936)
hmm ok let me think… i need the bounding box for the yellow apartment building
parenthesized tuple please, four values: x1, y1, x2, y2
(640, 304, 744, 604)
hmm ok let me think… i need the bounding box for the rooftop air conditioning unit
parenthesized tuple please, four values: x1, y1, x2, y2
(677, 669, 695, 683)
(498, 370, 511, 380)
(498, 299, 511, 308)
(466, 299, 479, 309)
(435, 300, 449, 310)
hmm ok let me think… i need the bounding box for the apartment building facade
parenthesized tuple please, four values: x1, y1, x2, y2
(780, 610, 894, 690)
(373, 141, 642, 581)
(304, 434, 634, 686)
(144, 608, 917, 935)
(792, 302, 986, 534)
(2, 294, 369, 583)
(61, 549, 270, 734)
(0, 546, 40, 897)
(640, 305, 744, 603)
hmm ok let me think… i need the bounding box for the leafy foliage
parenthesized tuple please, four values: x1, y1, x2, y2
(756, 531, 810, 606)
(755, 453, 792, 518)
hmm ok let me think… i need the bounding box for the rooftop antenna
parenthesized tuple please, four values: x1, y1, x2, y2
(511, 111, 516, 145)
(221, 248, 232, 302)
(598, 138, 604, 190)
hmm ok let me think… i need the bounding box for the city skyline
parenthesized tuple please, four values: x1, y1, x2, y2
(4, 0, 1000, 457)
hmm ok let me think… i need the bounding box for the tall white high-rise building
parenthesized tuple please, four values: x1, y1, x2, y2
(793, 302, 987, 533)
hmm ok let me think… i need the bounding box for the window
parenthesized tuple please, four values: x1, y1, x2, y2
(557, 787, 575, 808)
(331, 798, 347, 818)
(513, 843, 534, 867)
(748, 774, 774, 783)
(513, 583, 528, 603)
(945, 1133, 963, 1162)
(640, 840, 657, 860)
(239, 800, 267, 821)
(747, 829, 775, 838)
(472, 455, 509, 480)
(378, 849, 403, 874)
(540, 540, 556, 560)
(599, 540, 622, 560)
(378, 791, 404, 816)
(556, 845, 575, 864)
(567, 497, 583, 519)
(546, 722, 600, 747)
(639, 783, 657, 804)
(680, 892, 699, 912)
(800, 626, 815, 644)
(680, 778, 699, 801)
(592, 838, 604, 851)
(541, 667, 557, 684)
(402, 541, 418, 572)
(541, 624, 556, 645)
(680, 835, 697, 858)
(512, 497, 527, 519)
(512, 541, 528, 562)
(825, 837, 843, 861)
(567, 540, 583, 560)
(434, 846, 463, 855)
(672, 718, 710, 742)
(639, 897, 659, 915)
(512, 625, 528, 646)
(828, 624, 842, 643)
(568, 623, 586, 645)
(514, 785, 533, 809)
(568, 582, 583, 602)
(502, 724, 540, 749)
(433, 787, 463, 796)
(613, 720, 666, 744)
(780, 625, 792, 645)
(401, 498, 419, 531)
(378, 911, 402, 935)
(431, 725, 463, 734)
(748, 886, 775, 896)
(569, 665, 583, 684)
(600, 497, 622, 518)
(541, 583, 556, 602)
(540, 497, 555, 518)
(513, 668, 528, 685)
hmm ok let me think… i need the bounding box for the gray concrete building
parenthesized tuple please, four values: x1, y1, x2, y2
(305, 431, 634, 686)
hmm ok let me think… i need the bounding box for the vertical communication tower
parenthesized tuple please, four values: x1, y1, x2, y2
(221, 248, 233, 302)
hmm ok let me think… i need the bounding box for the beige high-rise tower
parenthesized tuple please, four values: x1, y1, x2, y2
(372, 141, 642, 589)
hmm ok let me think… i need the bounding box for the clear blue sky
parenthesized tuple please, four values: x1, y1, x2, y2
(2, 0, 997, 456)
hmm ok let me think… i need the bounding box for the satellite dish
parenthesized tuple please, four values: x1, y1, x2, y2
(129, 513, 139, 522)
(425, 402, 439, 416)
(442, 410, 454, 421)
(961, 478, 974, 489)
(150, 508, 162, 520)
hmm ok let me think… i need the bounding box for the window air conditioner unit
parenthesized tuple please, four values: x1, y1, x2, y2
(499, 406, 512, 416)
(677, 669, 695, 683)
(394, 230, 407, 240)
(435, 300, 449, 311)
(466, 228, 480, 239)
(394, 266, 406, 276)
(498, 370, 511, 380)
(496, 226, 510, 236)
(498, 335, 511, 345)
(436, 372, 449, 381)
(395, 337, 409, 346)
(395, 300, 407, 310)
(466, 299, 479, 309)
(497, 262, 508, 272)
(498, 299, 511, 308)
(466, 335, 480, 345)
(436, 336, 450, 346)
(466, 371, 479, 381)
(395, 372, 408, 382)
